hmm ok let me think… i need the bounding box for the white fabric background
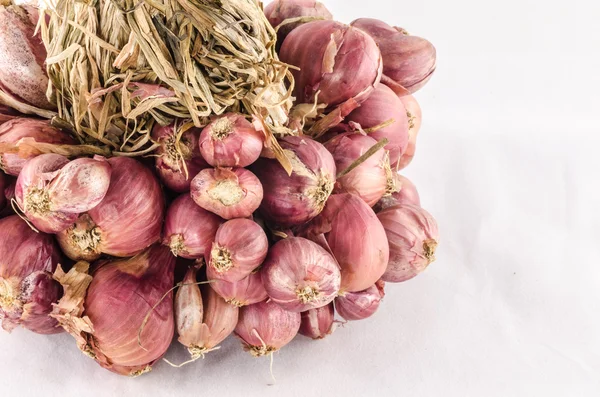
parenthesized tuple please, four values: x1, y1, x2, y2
(3, 0, 600, 396)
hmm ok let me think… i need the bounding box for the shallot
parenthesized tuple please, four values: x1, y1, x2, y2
(206, 219, 269, 282)
(57, 157, 164, 260)
(175, 267, 239, 360)
(0, 4, 56, 112)
(343, 83, 410, 166)
(302, 193, 389, 292)
(397, 94, 422, 169)
(264, 0, 333, 47)
(51, 245, 176, 377)
(279, 20, 382, 109)
(335, 280, 385, 321)
(351, 18, 436, 93)
(0, 118, 75, 176)
(299, 303, 335, 339)
(162, 194, 222, 260)
(377, 204, 439, 282)
(0, 171, 6, 211)
(0, 215, 63, 334)
(234, 300, 301, 357)
(199, 114, 264, 168)
(191, 167, 263, 220)
(209, 269, 268, 307)
(262, 237, 341, 312)
(15, 154, 111, 233)
(0, 104, 20, 125)
(374, 173, 421, 212)
(324, 132, 389, 207)
(152, 122, 208, 193)
(253, 136, 336, 227)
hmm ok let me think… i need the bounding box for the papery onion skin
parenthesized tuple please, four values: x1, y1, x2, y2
(262, 237, 341, 312)
(152, 122, 208, 193)
(264, 0, 333, 48)
(0, 215, 63, 334)
(175, 267, 239, 356)
(0, 118, 75, 176)
(377, 204, 439, 282)
(0, 171, 6, 211)
(279, 20, 382, 108)
(374, 173, 421, 212)
(207, 219, 269, 282)
(199, 113, 264, 168)
(191, 167, 263, 220)
(15, 154, 76, 233)
(299, 302, 335, 339)
(324, 133, 388, 207)
(162, 194, 222, 260)
(0, 104, 20, 125)
(344, 84, 410, 166)
(234, 300, 301, 356)
(335, 280, 385, 321)
(253, 136, 336, 227)
(397, 94, 422, 170)
(209, 269, 268, 307)
(303, 193, 389, 293)
(351, 18, 436, 93)
(84, 245, 175, 376)
(0, 4, 55, 110)
(57, 157, 165, 260)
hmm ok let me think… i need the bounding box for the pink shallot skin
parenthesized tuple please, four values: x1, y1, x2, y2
(234, 300, 301, 356)
(163, 194, 222, 260)
(299, 302, 335, 339)
(351, 18, 436, 94)
(325, 132, 388, 207)
(377, 204, 439, 282)
(279, 20, 382, 109)
(261, 237, 341, 312)
(84, 245, 175, 376)
(199, 113, 264, 168)
(0, 104, 20, 126)
(0, 215, 63, 334)
(335, 280, 385, 321)
(253, 136, 336, 228)
(0, 118, 75, 176)
(152, 122, 208, 193)
(374, 173, 421, 213)
(209, 269, 268, 307)
(264, 0, 333, 48)
(343, 83, 410, 166)
(0, 4, 56, 110)
(0, 171, 6, 211)
(397, 94, 423, 170)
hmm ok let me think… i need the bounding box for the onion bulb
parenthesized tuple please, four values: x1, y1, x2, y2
(351, 18, 436, 93)
(199, 113, 264, 168)
(51, 245, 176, 377)
(262, 237, 341, 312)
(264, 0, 333, 48)
(209, 269, 268, 307)
(0, 118, 75, 176)
(344, 84, 410, 166)
(206, 219, 269, 282)
(299, 303, 335, 339)
(152, 121, 208, 193)
(234, 300, 301, 357)
(191, 167, 263, 220)
(163, 194, 222, 260)
(279, 20, 382, 109)
(15, 154, 111, 233)
(253, 136, 336, 227)
(0, 171, 6, 211)
(377, 204, 439, 282)
(175, 267, 239, 359)
(57, 157, 164, 261)
(302, 193, 389, 293)
(325, 132, 388, 207)
(0, 104, 20, 125)
(0, 215, 63, 334)
(335, 280, 385, 321)
(374, 173, 421, 212)
(397, 94, 422, 170)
